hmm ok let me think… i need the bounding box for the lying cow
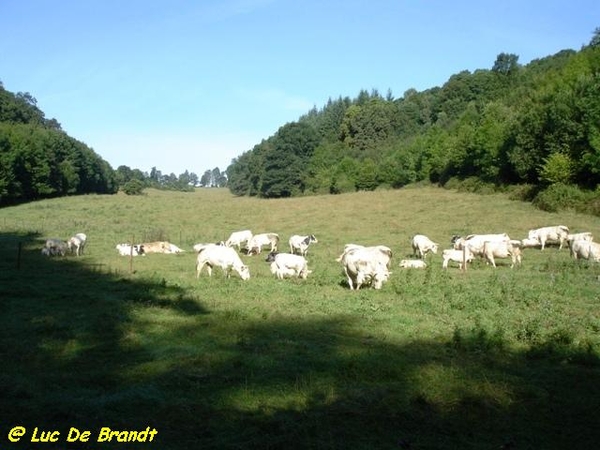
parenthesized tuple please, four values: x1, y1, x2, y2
(527, 225, 569, 250)
(269, 253, 310, 279)
(483, 240, 522, 268)
(141, 241, 184, 254)
(442, 248, 474, 269)
(225, 230, 253, 250)
(247, 232, 279, 255)
(116, 243, 145, 256)
(411, 234, 438, 259)
(399, 259, 427, 269)
(289, 234, 318, 256)
(196, 245, 250, 280)
(339, 246, 391, 290)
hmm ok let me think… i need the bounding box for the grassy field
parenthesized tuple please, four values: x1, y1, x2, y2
(1, 186, 599, 449)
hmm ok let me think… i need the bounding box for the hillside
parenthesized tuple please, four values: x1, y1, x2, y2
(227, 33, 600, 215)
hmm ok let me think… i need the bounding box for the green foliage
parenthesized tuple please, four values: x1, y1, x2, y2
(225, 33, 600, 205)
(532, 182, 589, 212)
(122, 178, 146, 195)
(539, 152, 574, 184)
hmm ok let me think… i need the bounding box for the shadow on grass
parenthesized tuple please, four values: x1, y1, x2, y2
(1, 232, 599, 450)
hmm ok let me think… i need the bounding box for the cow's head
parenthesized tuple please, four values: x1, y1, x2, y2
(265, 252, 278, 262)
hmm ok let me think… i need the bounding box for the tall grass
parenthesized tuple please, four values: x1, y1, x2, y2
(1, 187, 599, 449)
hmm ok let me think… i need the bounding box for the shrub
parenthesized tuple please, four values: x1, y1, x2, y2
(532, 183, 588, 213)
(122, 179, 145, 196)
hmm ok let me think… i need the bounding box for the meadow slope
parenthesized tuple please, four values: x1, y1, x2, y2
(1, 187, 599, 450)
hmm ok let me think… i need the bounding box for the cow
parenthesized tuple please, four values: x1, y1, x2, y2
(482, 240, 522, 268)
(269, 253, 310, 279)
(527, 225, 569, 250)
(116, 243, 145, 256)
(141, 241, 185, 254)
(67, 233, 87, 256)
(196, 245, 250, 280)
(193, 242, 224, 253)
(44, 238, 68, 256)
(411, 234, 439, 259)
(442, 248, 474, 269)
(338, 246, 391, 290)
(453, 233, 511, 257)
(520, 237, 541, 248)
(289, 234, 318, 256)
(225, 230, 253, 251)
(247, 233, 279, 255)
(399, 259, 427, 269)
(336, 244, 393, 269)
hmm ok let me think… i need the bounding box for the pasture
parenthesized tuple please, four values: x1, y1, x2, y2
(1, 186, 599, 449)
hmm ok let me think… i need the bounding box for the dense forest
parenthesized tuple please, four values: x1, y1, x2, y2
(227, 29, 600, 214)
(0, 85, 118, 204)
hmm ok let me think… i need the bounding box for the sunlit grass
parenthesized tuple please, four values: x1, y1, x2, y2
(1, 186, 600, 449)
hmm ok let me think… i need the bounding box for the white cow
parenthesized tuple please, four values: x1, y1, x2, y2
(45, 238, 68, 256)
(196, 245, 250, 280)
(289, 234, 318, 256)
(193, 242, 224, 253)
(141, 241, 185, 254)
(453, 233, 511, 257)
(336, 244, 393, 269)
(225, 230, 253, 251)
(442, 248, 474, 269)
(589, 242, 600, 261)
(527, 225, 569, 250)
(483, 241, 522, 268)
(399, 259, 427, 269)
(520, 237, 541, 248)
(339, 246, 391, 290)
(569, 239, 593, 260)
(67, 233, 87, 256)
(247, 233, 279, 255)
(116, 243, 145, 256)
(411, 234, 439, 259)
(269, 253, 310, 279)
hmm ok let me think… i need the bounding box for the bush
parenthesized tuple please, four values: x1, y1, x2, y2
(122, 179, 145, 195)
(532, 183, 588, 213)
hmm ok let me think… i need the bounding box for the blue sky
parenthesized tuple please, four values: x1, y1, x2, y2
(1, 1, 598, 176)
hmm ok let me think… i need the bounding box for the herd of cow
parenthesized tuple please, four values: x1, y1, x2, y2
(41, 225, 597, 290)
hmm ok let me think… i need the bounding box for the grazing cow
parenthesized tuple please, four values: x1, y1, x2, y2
(589, 242, 600, 262)
(339, 246, 391, 290)
(247, 233, 279, 255)
(67, 233, 87, 256)
(442, 248, 474, 269)
(399, 259, 427, 269)
(196, 245, 250, 280)
(269, 253, 310, 279)
(411, 234, 439, 259)
(45, 238, 68, 256)
(116, 243, 145, 256)
(289, 234, 318, 256)
(483, 241, 522, 268)
(225, 230, 253, 250)
(527, 225, 569, 250)
(453, 233, 511, 257)
(569, 239, 593, 260)
(336, 244, 393, 269)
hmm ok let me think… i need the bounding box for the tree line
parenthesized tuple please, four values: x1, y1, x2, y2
(227, 29, 600, 214)
(0, 82, 226, 205)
